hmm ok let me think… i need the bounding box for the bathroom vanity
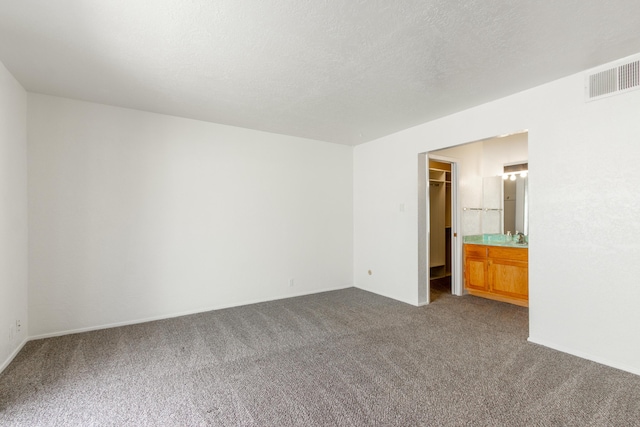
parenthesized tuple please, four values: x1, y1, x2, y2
(463, 235, 528, 307)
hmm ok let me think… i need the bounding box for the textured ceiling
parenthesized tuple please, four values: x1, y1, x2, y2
(2, 1, 640, 145)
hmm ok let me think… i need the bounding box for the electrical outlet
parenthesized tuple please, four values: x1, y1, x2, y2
(16, 319, 21, 333)
(289, 278, 294, 287)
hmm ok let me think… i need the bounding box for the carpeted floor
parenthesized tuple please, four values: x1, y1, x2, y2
(1, 288, 639, 426)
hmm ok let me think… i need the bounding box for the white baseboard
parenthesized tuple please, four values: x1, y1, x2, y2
(0, 338, 28, 374)
(528, 336, 640, 377)
(29, 285, 354, 341)
(353, 285, 418, 307)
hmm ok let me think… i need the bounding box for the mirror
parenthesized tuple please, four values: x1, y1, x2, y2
(502, 163, 528, 235)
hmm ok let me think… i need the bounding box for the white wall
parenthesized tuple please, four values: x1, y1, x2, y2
(354, 61, 640, 375)
(432, 141, 484, 220)
(434, 133, 528, 235)
(481, 132, 528, 177)
(28, 94, 353, 337)
(0, 61, 28, 370)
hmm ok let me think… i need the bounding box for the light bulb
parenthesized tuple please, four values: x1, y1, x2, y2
(502, 173, 509, 180)
(510, 174, 516, 181)
(520, 171, 528, 178)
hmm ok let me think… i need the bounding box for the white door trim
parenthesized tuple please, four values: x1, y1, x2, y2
(426, 154, 463, 297)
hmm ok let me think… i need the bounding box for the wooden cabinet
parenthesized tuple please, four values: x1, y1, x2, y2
(464, 244, 528, 307)
(464, 245, 488, 291)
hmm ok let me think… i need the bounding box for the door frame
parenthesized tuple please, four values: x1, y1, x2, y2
(419, 153, 463, 305)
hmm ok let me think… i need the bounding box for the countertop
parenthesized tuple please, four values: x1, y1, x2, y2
(463, 234, 528, 248)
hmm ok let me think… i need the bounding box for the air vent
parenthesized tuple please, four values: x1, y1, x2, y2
(585, 54, 640, 101)
(589, 68, 617, 98)
(618, 60, 640, 90)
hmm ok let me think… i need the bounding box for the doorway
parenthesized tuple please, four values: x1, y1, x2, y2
(420, 131, 529, 306)
(428, 159, 453, 302)
(418, 153, 462, 305)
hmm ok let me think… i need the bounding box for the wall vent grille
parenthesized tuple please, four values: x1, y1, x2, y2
(618, 60, 640, 90)
(585, 55, 640, 101)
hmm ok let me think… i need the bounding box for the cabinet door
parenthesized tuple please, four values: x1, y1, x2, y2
(465, 256, 488, 291)
(488, 259, 528, 300)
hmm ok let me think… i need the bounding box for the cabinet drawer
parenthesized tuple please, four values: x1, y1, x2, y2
(464, 244, 487, 258)
(488, 247, 528, 262)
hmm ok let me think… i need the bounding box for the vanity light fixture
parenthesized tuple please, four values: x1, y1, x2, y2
(503, 162, 528, 180)
(502, 171, 527, 180)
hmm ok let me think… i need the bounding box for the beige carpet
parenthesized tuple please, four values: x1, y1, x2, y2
(1, 287, 639, 426)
